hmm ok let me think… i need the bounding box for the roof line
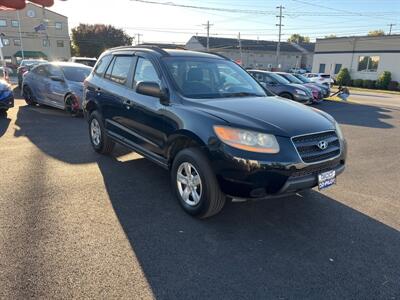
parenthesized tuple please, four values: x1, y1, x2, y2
(27, 2, 68, 19)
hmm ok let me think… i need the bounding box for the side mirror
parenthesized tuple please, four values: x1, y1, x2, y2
(50, 76, 65, 82)
(136, 81, 169, 103)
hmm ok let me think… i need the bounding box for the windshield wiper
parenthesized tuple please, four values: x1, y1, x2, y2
(222, 92, 264, 98)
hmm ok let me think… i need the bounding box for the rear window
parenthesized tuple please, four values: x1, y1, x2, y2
(94, 55, 112, 77)
(321, 74, 331, 78)
(105, 56, 133, 85)
(61, 66, 92, 82)
(75, 59, 96, 67)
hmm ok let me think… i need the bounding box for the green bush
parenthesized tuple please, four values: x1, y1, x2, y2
(387, 81, 399, 91)
(376, 71, 391, 89)
(335, 68, 351, 86)
(362, 80, 375, 89)
(353, 79, 363, 87)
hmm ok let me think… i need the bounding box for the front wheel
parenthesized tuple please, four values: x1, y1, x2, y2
(23, 86, 36, 106)
(65, 94, 81, 117)
(171, 148, 226, 218)
(279, 93, 293, 100)
(88, 111, 115, 155)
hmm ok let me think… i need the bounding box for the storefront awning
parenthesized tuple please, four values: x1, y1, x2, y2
(14, 51, 48, 59)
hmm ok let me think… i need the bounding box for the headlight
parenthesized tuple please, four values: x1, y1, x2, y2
(295, 89, 306, 96)
(335, 121, 344, 140)
(213, 126, 280, 153)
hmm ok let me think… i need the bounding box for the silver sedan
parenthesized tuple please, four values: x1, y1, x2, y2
(22, 62, 92, 116)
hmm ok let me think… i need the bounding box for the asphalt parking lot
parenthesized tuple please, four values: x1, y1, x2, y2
(1, 90, 399, 299)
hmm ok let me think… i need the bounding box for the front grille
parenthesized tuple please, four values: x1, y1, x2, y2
(290, 161, 340, 178)
(292, 131, 340, 163)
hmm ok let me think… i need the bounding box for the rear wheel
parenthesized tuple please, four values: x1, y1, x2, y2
(23, 86, 36, 106)
(279, 92, 293, 100)
(171, 148, 226, 218)
(88, 111, 115, 155)
(65, 94, 81, 117)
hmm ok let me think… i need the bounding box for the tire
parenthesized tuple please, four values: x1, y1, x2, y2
(0, 109, 7, 118)
(88, 111, 115, 155)
(279, 92, 293, 100)
(171, 147, 226, 218)
(23, 85, 36, 106)
(65, 94, 81, 117)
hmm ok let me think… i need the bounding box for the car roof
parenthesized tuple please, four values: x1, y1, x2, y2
(247, 69, 273, 73)
(71, 57, 97, 60)
(107, 46, 227, 60)
(46, 62, 93, 68)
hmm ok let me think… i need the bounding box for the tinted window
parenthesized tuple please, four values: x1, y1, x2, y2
(94, 55, 112, 77)
(75, 59, 96, 67)
(105, 56, 132, 85)
(134, 58, 160, 85)
(62, 66, 91, 82)
(163, 57, 269, 99)
(47, 65, 63, 77)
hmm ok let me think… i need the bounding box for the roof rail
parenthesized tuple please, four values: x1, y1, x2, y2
(197, 51, 230, 60)
(110, 45, 170, 56)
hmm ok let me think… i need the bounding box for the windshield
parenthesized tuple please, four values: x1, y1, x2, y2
(163, 57, 271, 99)
(294, 74, 311, 83)
(279, 73, 303, 84)
(267, 72, 290, 84)
(61, 66, 92, 82)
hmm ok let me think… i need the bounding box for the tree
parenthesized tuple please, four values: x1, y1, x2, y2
(287, 34, 310, 43)
(336, 68, 351, 86)
(325, 34, 337, 38)
(376, 71, 391, 89)
(367, 30, 385, 37)
(71, 24, 133, 58)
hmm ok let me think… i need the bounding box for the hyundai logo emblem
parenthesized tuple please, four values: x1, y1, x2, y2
(317, 140, 329, 150)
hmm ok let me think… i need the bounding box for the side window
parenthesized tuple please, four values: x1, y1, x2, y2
(94, 55, 112, 77)
(33, 65, 47, 77)
(105, 56, 132, 85)
(133, 57, 160, 86)
(47, 65, 63, 77)
(264, 74, 274, 84)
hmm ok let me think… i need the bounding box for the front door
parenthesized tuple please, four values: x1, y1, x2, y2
(45, 65, 67, 109)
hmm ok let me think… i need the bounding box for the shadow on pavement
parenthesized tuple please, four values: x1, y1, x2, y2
(97, 156, 400, 299)
(0, 111, 11, 137)
(13, 97, 400, 299)
(318, 100, 394, 129)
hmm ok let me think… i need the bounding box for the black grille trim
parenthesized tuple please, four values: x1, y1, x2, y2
(292, 130, 341, 164)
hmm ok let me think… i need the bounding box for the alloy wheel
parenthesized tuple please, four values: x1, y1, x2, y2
(90, 118, 101, 146)
(177, 162, 203, 206)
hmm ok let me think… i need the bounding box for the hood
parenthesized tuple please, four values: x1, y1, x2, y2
(191, 96, 335, 137)
(304, 83, 321, 92)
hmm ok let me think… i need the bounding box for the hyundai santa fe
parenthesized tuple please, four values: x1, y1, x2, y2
(83, 46, 347, 218)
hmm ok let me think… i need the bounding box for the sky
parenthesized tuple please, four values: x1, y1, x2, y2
(50, 0, 400, 44)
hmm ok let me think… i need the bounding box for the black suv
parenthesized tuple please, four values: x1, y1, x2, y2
(83, 46, 346, 218)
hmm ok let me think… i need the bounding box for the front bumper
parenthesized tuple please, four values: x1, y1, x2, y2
(209, 138, 347, 199)
(0, 92, 14, 110)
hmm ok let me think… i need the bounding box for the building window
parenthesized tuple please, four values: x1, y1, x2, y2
(57, 40, 64, 47)
(358, 56, 379, 72)
(43, 39, 50, 47)
(14, 39, 21, 46)
(319, 63, 326, 73)
(55, 22, 62, 30)
(11, 20, 19, 27)
(2, 38, 10, 46)
(0, 19, 7, 27)
(334, 64, 342, 74)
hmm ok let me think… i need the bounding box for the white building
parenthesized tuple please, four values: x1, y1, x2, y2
(312, 35, 400, 81)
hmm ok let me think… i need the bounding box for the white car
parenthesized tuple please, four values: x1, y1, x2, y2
(304, 73, 334, 86)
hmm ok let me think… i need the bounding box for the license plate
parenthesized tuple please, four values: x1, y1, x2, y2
(318, 170, 336, 190)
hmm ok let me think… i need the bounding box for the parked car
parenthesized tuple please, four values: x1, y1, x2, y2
(305, 73, 334, 86)
(292, 73, 331, 98)
(248, 70, 313, 104)
(275, 72, 324, 103)
(288, 68, 308, 74)
(17, 59, 47, 88)
(0, 80, 14, 116)
(83, 46, 347, 218)
(69, 57, 97, 67)
(22, 62, 92, 116)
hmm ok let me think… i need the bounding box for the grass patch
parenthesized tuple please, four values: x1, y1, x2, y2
(332, 85, 400, 95)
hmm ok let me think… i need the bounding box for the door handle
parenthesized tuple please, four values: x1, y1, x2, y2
(123, 99, 134, 108)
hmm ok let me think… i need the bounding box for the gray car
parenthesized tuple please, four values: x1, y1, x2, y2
(248, 70, 313, 104)
(22, 62, 92, 116)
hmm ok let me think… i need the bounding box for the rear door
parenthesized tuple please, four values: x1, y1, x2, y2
(45, 65, 67, 109)
(29, 65, 49, 103)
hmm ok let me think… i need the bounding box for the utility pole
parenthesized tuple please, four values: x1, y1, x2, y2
(136, 33, 143, 45)
(16, 10, 25, 60)
(238, 32, 243, 65)
(275, 5, 284, 69)
(202, 20, 213, 51)
(388, 23, 396, 35)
